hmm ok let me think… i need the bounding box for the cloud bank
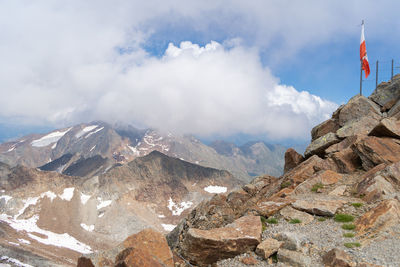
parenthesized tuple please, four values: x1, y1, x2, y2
(4, 1, 399, 140)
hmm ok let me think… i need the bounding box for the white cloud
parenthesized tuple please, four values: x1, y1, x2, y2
(2, 1, 397, 140)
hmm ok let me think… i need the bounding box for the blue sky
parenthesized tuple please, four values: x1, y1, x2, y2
(0, 1, 399, 143)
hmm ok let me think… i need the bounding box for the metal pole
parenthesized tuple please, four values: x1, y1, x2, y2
(360, 60, 363, 96)
(392, 59, 394, 80)
(376, 60, 379, 89)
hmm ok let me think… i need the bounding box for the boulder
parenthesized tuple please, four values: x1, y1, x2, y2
(282, 155, 336, 186)
(322, 248, 355, 267)
(280, 206, 314, 224)
(311, 119, 340, 141)
(291, 197, 346, 216)
(255, 238, 282, 259)
(329, 148, 361, 173)
(277, 248, 312, 267)
(255, 198, 292, 217)
(292, 170, 342, 195)
(304, 132, 340, 158)
(326, 135, 362, 154)
(328, 185, 347, 196)
(121, 228, 174, 267)
(356, 199, 400, 238)
(369, 117, 400, 138)
(369, 75, 400, 108)
(337, 116, 380, 139)
(273, 232, 306, 251)
(338, 95, 381, 126)
(352, 136, 400, 170)
(284, 148, 304, 173)
(180, 215, 262, 266)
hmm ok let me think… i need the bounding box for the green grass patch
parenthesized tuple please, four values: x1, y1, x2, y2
(343, 233, 355, 238)
(271, 253, 278, 263)
(289, 218, 302, 224)
(260, 216, 267, 231)
(280, 181, 291, 189)
(344, 242, 361, 248)
(317, 217, 326, 222)
(334, 214, 354, 222)
(351, 202, 363, 208)
(311, 182, 324, 192)
(266, 218, 278, 224)
(342, 224, 356, 230)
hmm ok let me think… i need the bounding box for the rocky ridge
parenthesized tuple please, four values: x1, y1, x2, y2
(78, 75, 400, 267)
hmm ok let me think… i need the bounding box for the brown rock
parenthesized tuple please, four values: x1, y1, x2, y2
(181, 215, 262, 266)
(240, 256, 258, 265)
(121, 228, 174, 267)
(279, 206, 314, 224)
(326, 135, 362, 154)
(352, 136, 400, 170)
(328, 185, 347, 196)
(277, 248, 312, 267)
(369, 117, 400, 138)
(330, 147, 361, 173)
(311, 118, 340, 141)
(284, 148, 305, 173)
(115, 247, 164, 267)
(255, 238, 282, 259)
(255, 198, 292, 217)
(356, 199, 400, 238)
(282, 155, 335, 186)
(304, 132, 340, 158)
(292, 170, 342, 195)
(337, 116, 380, 139)
(357, 262, 384, 267)
(291, 197, 346, 216)
(322, 248, 355, 267)
(77, 257, 95, 267)
(338, 95, 381, 126)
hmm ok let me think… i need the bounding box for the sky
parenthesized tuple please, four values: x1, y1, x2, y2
(1, 1, 399, 143)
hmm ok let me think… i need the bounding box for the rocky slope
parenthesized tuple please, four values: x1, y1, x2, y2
(0, 151, 240, 266)
(78, 75, 400, 267)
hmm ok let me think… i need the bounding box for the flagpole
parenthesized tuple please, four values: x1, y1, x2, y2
(360, 60, 363, 96)
(359, 20, 364, 96)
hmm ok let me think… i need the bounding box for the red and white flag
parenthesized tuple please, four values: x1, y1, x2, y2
(360, 21, 370, 78)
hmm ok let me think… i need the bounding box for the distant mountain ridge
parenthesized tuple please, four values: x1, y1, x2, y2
(0, 122, 286, 182)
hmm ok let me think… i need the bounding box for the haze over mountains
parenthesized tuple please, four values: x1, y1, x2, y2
(0, 122, 286, 182)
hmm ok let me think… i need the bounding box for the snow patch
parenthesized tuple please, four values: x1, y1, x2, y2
(31, 128, 72, 147)
(90, 145, 96, 152)
(204, 185, 227, 194)
(85, 126, 104, 139)
(97, 198, 112, 210)
(80, 223, 94, 232)
(80, 193, 91, 205)
(167, 198, 192, 216)
(0, 256, 34, 267)
(8, 241, 19, 246)
(75, 125, 98, 138)
(0, 214, 92, 254)
(158, 214, 166, 218)
(161, 224, 176, 232)
(7, 146, 15, 152)
(51, 142, 57, 149)
(18, 238, 31, 245)
(128, 145, 140, 156)
(59, 188, 75, 201)
(98, 212, 104, 218)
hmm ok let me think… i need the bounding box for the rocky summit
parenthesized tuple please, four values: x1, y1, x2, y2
(78, 75, 400, 267)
